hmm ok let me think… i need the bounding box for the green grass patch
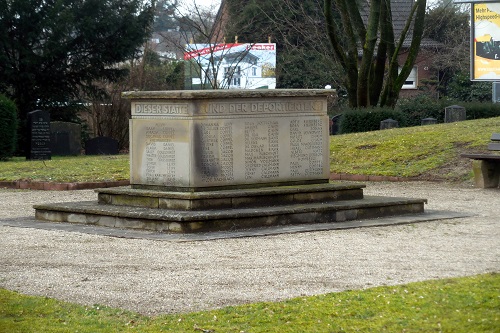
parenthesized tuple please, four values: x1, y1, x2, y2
(0, 155, 129, 182)
(1, 273, 498, 332)
(330, 117, 500, 177)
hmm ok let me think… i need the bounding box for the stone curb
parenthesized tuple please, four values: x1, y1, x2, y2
(0, 210, 473, 242)
(329, 173, 422, 182)
(0, 180, 130, 191)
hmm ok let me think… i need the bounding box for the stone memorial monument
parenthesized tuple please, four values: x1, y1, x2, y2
(34, 90, 426, 233)
(27, 110, 51, 160)
(127, 90, 330, 190)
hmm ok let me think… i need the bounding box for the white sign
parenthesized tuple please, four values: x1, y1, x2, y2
(184, 43, 276, 89)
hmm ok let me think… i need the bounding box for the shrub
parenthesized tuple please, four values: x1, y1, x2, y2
(397, 95, 500, 125)
(447, 71, 492, 102)
(397, 94, 449, 125)
(460, 101, 500, 120)
(0, 94, 18, 160)
(338, 107, 408, 134)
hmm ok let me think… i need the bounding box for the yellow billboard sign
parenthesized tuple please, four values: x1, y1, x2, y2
(473, 3, 500, 80)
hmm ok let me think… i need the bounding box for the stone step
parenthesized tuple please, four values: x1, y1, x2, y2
(34, 196, 426, 233)
(95, 183, 365, 210)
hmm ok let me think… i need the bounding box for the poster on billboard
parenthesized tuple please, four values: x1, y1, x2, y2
(184, 43, 276, 89)
(472, 2, 500, 80)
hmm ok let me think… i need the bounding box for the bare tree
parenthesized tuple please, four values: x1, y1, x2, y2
(84, 46, 184, 149)
(160, 0, 272, 89)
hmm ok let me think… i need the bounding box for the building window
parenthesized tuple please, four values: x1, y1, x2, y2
(224, 66, 241, 78)
(401, 66, 417, 89)
(252, 67, 257, 76)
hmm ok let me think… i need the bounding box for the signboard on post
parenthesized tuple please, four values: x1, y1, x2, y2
(184, 43, 276, 90)
(471, 2, 500, 80)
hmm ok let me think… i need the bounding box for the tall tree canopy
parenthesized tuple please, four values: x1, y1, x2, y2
(221, 0, 427, 107)
(223, 0, 341, 90)
(0, 0, 155, 121)
(324, 0, 427, 108)
(424, 0, 470, 97)
(154, 0, 178, 32)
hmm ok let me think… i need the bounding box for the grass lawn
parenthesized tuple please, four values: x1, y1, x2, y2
(0, 155, 129, 182)
(329, 116, 500, 179)
(1, 273, 498, 333)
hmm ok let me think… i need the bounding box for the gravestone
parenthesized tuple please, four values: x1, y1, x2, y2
(85, 137, 119, 155)
(444, 105, 466, 123)
(380, 118, 399, 130)
(421, 117, 437, 125)
(330, 114, 342, 135)
(50, 121, 81, 156)
(27, 110, 51, 160)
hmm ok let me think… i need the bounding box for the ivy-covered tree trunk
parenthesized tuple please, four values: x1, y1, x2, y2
(324, 0, 427, 108)
(381, 0, 426, 107)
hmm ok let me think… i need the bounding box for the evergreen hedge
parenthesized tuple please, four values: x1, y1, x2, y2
(397, 95, 449, 125)
(338, 107, 408, 134)
(0, 94, 18, 160)
(461, 102, 500, 120)
(335, 95, 500, 135)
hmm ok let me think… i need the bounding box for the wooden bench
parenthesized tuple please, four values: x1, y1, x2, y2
(461, 133, 500, 188)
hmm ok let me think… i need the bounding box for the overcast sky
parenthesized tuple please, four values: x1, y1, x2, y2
(187, 0, 463, 16)
(189, 0, 458, 12)
(190, 0, 221, 11)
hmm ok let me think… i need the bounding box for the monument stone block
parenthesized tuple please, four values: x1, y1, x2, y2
(123, 90, 331, 190)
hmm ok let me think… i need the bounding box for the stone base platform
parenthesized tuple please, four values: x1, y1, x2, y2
(34, 183, 427, 233)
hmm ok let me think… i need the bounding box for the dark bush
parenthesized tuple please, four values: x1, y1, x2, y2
(447, 71, 492, 102)
(398, 95, 500, 125)
(335, 95, 500, 135)
(338, 107, 408, 134)
(397, 94, 449, 125)
(0, 94, 18, 160)
(460, 102, 500, 120)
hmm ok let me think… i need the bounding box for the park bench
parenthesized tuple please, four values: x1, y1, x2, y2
(461, 133, 500, 188)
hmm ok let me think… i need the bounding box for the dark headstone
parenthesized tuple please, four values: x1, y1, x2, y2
(27, 110, 51, 160)
(50, 121, 81, 156)
(380, 118, 399, 130)
(330, 114, 342, 135)
(444, 105, 466, 123)
(421, 117, 437, 125)
(85, 137, 119, 155)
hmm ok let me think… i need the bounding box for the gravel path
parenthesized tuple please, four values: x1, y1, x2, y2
(0, 181, 498, 315)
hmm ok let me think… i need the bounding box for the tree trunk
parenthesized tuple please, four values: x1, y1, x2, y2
(381, 0, 427, 107)
(357, 0, 381, 107)
(323, 0, 427, 109)
(369, 0, 392, 106)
